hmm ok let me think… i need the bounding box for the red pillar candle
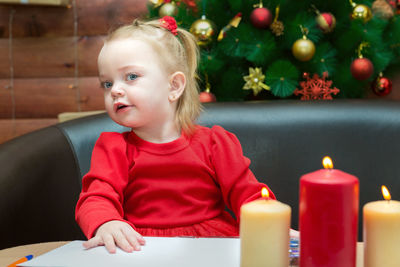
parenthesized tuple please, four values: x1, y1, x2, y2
(299, 156, 359, 267)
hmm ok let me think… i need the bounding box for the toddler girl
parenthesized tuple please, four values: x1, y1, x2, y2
(75, 16, 277, 254)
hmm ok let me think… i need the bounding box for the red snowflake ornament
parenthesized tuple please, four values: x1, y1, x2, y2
(294, 72, 340, 100)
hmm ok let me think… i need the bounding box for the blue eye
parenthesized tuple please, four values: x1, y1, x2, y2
(127, 73, 138, 81)
(101, 81, 113, 89)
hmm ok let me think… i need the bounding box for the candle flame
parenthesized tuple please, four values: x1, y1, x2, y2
(381, 185, 391, 201)
(261, 187, 269, 198)
(322, 156, 333, 169)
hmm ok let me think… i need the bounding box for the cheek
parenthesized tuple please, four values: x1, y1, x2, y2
(104, 93, 113, 111)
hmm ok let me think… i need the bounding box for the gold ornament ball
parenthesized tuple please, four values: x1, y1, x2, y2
(352, 4, 372, 22)
(149, 0, 163, 8)
(190, 16, 215, 46)
(159, 2, 178, 17)
(292, 38, 316, 61)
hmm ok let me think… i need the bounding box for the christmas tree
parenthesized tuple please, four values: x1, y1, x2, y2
(148, 0, 400, 101)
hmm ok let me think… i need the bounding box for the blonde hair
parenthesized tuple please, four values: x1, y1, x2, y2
(105, 18, 202, 135)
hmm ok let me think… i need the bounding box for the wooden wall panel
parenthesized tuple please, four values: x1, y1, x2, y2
(0, 79, 12, 118)
(0, 0, 148, 144)
(0, 35, 104, 78)
(77, 36, 105, 77)
(0, 118, 58, 143)
(0, 0, 148, 38)
(78, 76, 105, 111)
(0, 76, 104, 118)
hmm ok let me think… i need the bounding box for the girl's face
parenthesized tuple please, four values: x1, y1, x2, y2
(98, 38, 176, 133)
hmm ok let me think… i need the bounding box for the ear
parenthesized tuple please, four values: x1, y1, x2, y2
(168, 71, 186, 102)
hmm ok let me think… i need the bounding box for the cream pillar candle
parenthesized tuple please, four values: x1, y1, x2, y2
(363, 185, 400, 267)
(240, 187, 291, 267)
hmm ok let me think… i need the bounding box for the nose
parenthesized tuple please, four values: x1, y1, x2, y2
(110, 82, 125, 98)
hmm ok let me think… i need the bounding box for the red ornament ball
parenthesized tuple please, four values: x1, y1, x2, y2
(350, 58, 374, 80)
(372, 76, 393, 96)
(316, 12, 336, 33)
(199, 91, 216, 103)
(250, 7, 273, 28)
(389, 0, 400, 12)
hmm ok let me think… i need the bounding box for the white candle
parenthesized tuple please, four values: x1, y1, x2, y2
(240, 188, 291, 267)
(363, 185, 400, 267)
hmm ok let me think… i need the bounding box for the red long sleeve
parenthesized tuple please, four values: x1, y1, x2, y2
(75, 133, 135, 238)
(75, 126, 274, 238)
(210, 125, 275, 218)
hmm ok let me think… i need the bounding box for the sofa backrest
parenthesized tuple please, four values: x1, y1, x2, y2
(0, 126, 85, 249)
(59, 100, 400, 240)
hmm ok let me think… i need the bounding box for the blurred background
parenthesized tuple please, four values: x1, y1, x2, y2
(0, 0, 399, 144)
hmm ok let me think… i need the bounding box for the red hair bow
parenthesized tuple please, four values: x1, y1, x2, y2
(159, 16, 178, 36)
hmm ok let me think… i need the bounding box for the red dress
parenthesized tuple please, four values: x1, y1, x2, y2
(75, 125, 275, 239)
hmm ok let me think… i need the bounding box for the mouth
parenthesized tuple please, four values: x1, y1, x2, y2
(114, 103, 131, 112)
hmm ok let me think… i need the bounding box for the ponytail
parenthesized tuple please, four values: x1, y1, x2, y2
(174, 27, 202, 135)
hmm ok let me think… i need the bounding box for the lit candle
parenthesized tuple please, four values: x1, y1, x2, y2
(240, 187, 291, 267)
(299, 156, 359, 267)
(363, 185, 400, 267)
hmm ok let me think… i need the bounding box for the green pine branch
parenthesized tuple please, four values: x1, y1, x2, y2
(148, 0, 399, 101)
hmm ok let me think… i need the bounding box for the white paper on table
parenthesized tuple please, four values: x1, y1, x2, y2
(20, 237, 241, 267)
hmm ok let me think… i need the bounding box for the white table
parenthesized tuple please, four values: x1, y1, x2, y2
(0, 238, 364, 267)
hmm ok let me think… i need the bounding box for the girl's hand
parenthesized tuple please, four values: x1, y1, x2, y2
(83, 220, 146, 254)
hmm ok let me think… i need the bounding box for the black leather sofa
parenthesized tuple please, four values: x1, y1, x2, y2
(1, 100, 400, 250)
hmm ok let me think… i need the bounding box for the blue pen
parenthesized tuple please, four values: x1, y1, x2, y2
(7, 254, 33, 267)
